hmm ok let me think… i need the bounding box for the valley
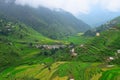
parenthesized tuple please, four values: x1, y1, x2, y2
(0, 17, 120, 80)
(0, 0, 120, 80)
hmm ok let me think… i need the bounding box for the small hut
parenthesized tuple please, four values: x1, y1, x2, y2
(69, 76, 75, 80)
(117, 50, 120, 54)
(96, 32, 100, 36)
(106, 57, 114, 62)
(71, 48, 75, 53)
(70, 48, 77, 57)
(70, 78, 74, 80)
(80, 44, 84, 47)
(71, 53, 77, 57)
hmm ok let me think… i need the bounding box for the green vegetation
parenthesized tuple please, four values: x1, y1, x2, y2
(84, 16, 120, 37)
(0, 18, 55, 43)
(76, 25, 120, 62)
(0, 18, 58, 71)
(0, 1, 90, 39)
(1, 17, 120, 80)
(0, 62, 102, 80)
(2, 61, 119, 80)
(0, 2, 120, 80)
(100, 68, 120, 80)
(62, 33, 92, 45)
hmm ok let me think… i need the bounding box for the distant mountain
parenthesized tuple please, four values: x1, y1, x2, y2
(84, 16, 120, 36)
(0, 1, 90, 39)
(78, 5, 120, 27)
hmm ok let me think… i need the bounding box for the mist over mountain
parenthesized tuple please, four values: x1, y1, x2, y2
(84, 16, 120, 36)
(1, 0, 120, 80)
(0, 0, 90, 39)
(1, 0, 120, 28)
(78, 5, 120, 27)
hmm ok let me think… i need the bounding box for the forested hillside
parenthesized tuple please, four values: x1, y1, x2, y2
(0, 15, 120, 80)
(0, 0, 90, 39)
(0, 0, 120, 80)
(77, 26, 120, 62)
(0, 17, 56, 69)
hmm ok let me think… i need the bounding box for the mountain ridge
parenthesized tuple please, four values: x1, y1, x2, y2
(0, 1, 90, 39)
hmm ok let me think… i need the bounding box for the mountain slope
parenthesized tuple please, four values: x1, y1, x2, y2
(0, 17, 57, 69)
(77, 21, 120, 63)
(84, 16, 120, 36)
(78, 5, 120, 27)
(0, 13, 120, 80)
(0, 1, 90, 39)
(0, 17, 55, 43)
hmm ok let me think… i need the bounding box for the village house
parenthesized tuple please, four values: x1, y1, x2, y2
(70, 48, 77, 57)
(71, 53, 77, 57)
(70, 78, 74, 80)
(96, 32, 100, 36)
(69, 75, 75, 80)
(105, 57, 115, 67)
(70, 48, 75, 53)
(7, 29, 11, 31)
(106, 56, 114, 62)
(109, 57, 114, 60)
(80, 44, 84, 47)
(115, 50, 120, 59)
(117, 50, 120, 54)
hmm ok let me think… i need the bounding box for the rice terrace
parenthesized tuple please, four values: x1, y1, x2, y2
(0, 0, 120, 80)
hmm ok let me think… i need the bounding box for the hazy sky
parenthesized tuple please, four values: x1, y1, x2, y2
(15, 0, 120, 15)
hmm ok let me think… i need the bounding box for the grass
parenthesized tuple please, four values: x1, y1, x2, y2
(62, 33, 92, 45)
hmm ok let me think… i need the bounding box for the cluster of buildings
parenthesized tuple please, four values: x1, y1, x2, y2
(0, 23, 15, 33)
(34, 44, 66, 50)
(34, 43, 78, 57)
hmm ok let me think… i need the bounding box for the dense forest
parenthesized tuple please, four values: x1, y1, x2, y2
(0, 0, 90, 39)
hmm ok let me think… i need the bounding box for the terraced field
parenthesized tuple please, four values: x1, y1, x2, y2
(0, 62, 90, 80)
(0, 62, 65, 80)
(0, 15, 120, 80)
(62, 33, 92, 45)
(2, 62, 119, 80)
(99, 68, 120, 80)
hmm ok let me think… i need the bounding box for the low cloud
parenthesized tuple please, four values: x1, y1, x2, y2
(15, 0, 120, 15)
(102, 0, 120, 12)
